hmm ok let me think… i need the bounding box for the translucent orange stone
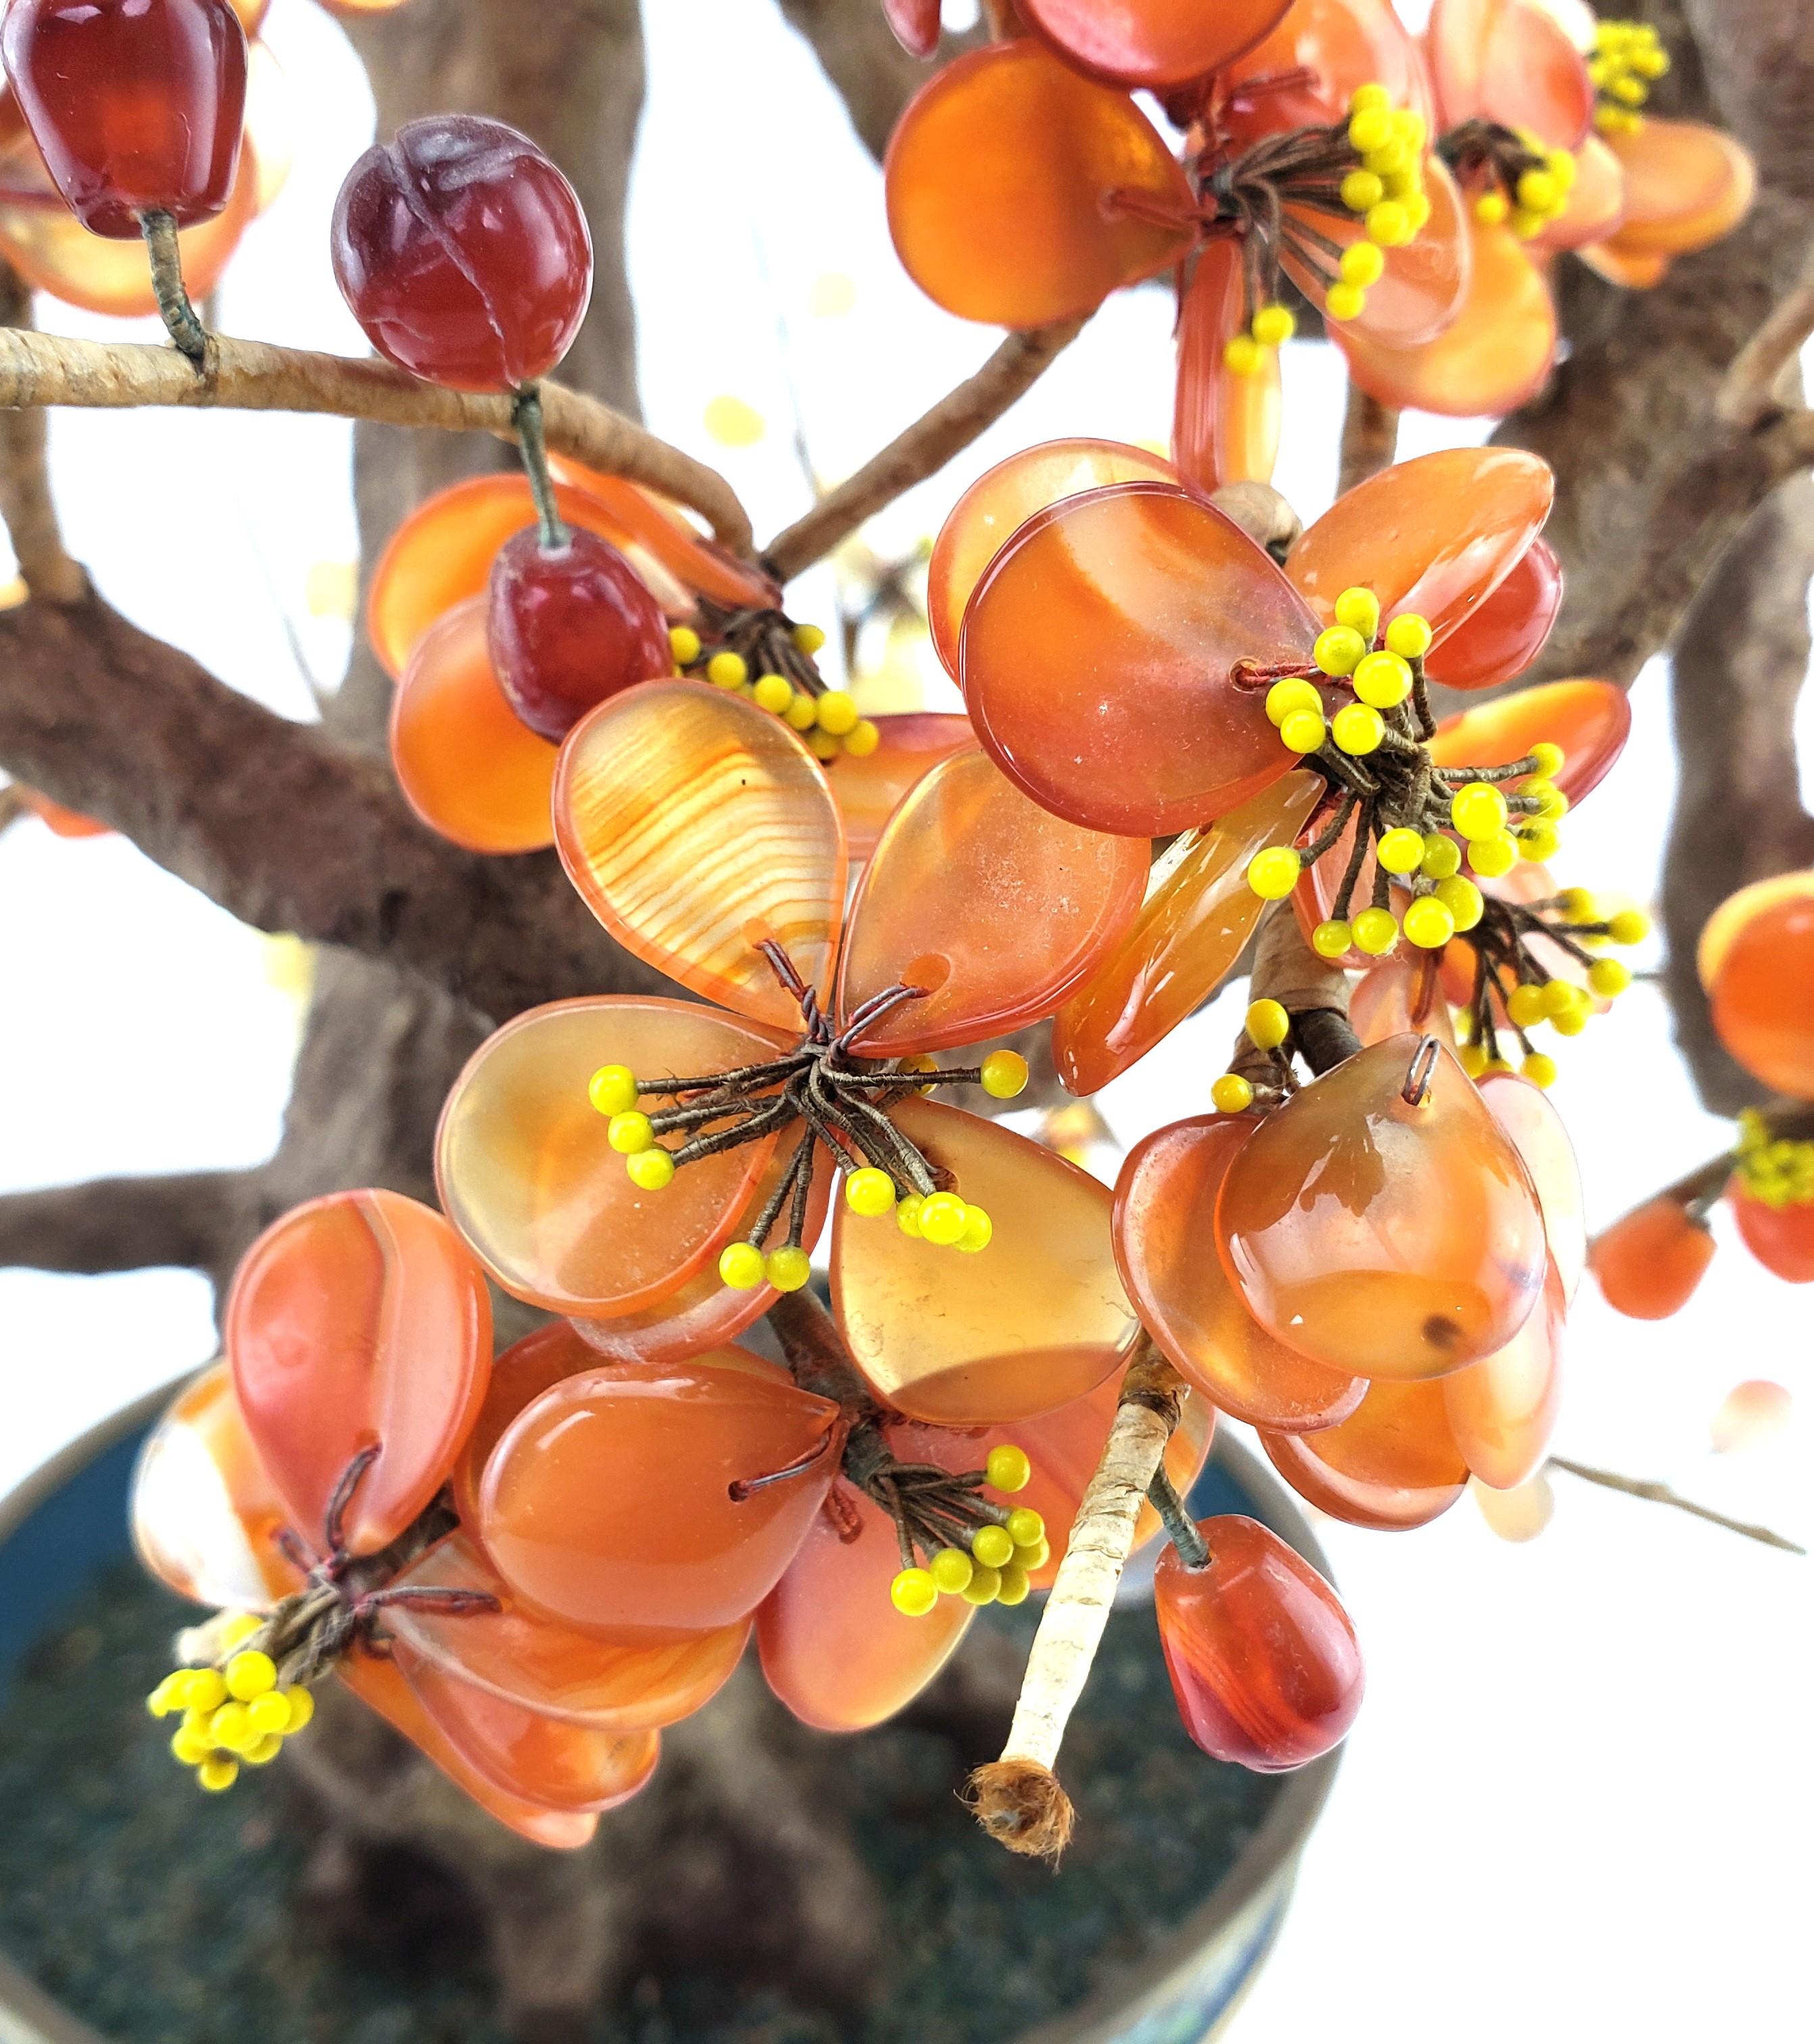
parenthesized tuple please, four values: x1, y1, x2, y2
(1289, 797, 1408, 968)
(14, 787, 110, 838)
(1260, 1378, 1467, 1529)
(554, 682, 847, 1030)
(1706, 883, 1814, 1100)
(835, 746, 1147, 1056)
(1349, 953, 1456, 1054)
(1213, 0, 1431, 147)
(829, 712, 975, 858)
(1711, 1377, 1794, 1453)
(1336, 218, 1556, 419)
(545, 458, 777, 612)
(226, 1189, 492, 1557)
(1443, 1261, 1563, 1489)
(1427, 0, 1593, 149)
(1287, 447, 1553, 649)
(131, 1363, 300, 1612)
(1154, 1516, 1363, 1769)
(1532, 135, 1625, 254)
(1576, 239, 1668, 290)
(1593, 118, 1754, 260)
(1589, 1197, 1715, 1320)
(1479, 1072, 1586, 1303)
(1115, 1115, 1365, 1432)
(1732, 1192, 1814, 1284)
(1217, 1035, 1548, 1379)
(449, 1318, 597, 1528)
(833, 1096, 1137, 1424)
(883, 43, 1194, 327)
(389, 597, 558, 854)
(1422, 537, 1562, 693)
(927, 440, 1176, 679)
(1020, 0, 1290, 89)
(757, 1480, 973, 1732)
(1054, 774, 1320, 1094)
(1173, 240, 1281, 494)
(1285, 157, 1472, 351)
(962, 481, 1322, 837)
(476, 1350, 839, 1640)
(1428, 679, 1630, 804)
(436, 996, 785, 1318)
(1697, 873, 1814, 994)
(385, 1533, 747, 1733)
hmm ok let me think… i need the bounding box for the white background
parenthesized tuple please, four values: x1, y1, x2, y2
(1, 3, 1808, 2040)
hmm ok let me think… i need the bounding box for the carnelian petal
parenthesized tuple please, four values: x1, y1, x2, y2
(1428, 677, 1630, 804)
(962, 481, 1321, 836)
(1349, 953, 1457, 1052)
(389, 596, 558, 854)
(554, 681, 846, 1029)
(1054, 775, 1321, 1094)
(1427, 0, 1593, 149)
(830, 712, 975, 857)
(1422, 537, 1561, 692)
(833, 1096, 1137, 1424)
(450, 1318, 597, 1528)
(1021, 0, 1290, 89)
(1590, 1196, 1716, 1319)
(436, 996, 785, 1317)
(476, 1352, 839, 1639)
(545, 459, 777, 612)
(1214, 0, 1431, 145)
(1479, 1072, 1586, 1303)
(928, 440, 1177, 678)
(1288, 447, 1553, 648)
(1532, 135, 1625, 254)
(1596, 118, 1755, 258)
(836, 746, 1148, 1056)
(1442, 1261, 1563, 1488)
(1260, 1378, 1467, 1529)
(226, 1190, 491, 1557)
(1707, 885, 1814, 1100)
(1217, 1035, 1548, 1379)
(1285, 157, 1472, 349)
(758, 1482, 973, 1732)
(1173, 239, 1281, 494)
(883, 43, 1194, 326)
(1698, 873, 1814, 996)
(1114, 1116, 1365, 1432)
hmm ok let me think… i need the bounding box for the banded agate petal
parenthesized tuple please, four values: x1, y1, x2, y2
(339, 1649, 597, 1847)
(1260, 1378, 1468, 1528)
(883, 43, 1194, 328)
(883, 0, 941, 59)
(1479, 1073, 1586, 1303)
(1428, 677, 1629, 803)
(1335, 219, 1557, 419)
(1443, 1262, 1563, 1489)
(1595, 119, 1754, 258)
(390, 597, 558, 854)
(451, 1318, 599, 1527)
(1021, 0, 1291, 89)
(1214, 0, 1431, 145)
(1173, 240, 1281, 495)
(1422, 537, 1562, 692)
(1284, 157, 1471, 350)
(436, 997, 783, 1318)
(1054, 774, 1320, 1094)
(928, 441, 1176, 679)
(830, 713, 975, 858)
(226, 1189, 491, 1556)
(758, 1482, 973, 1731)
(545, 458, 777, 612)
(836, 746, 1148, 1056)
(132, 1363, 301, 1611)
(554, 681, 846, 1029)
(832, 1096, 1137, 1424)
(1427, 0, 1593, 148)
(1154, 1517, 1363, 1770)
(1217, 1035, 1548, 1379)
(387, 1533, 747, 1733)
(1349, 954, 1457, 1053)
(1288, 447, 1553, 647)
(1114, 1117, 1365, 1432)
(962, 481, 1322, 837)
(477, 1352, 839, 1639)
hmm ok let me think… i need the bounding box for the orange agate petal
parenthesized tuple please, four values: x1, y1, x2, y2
(1428, 678, 1629, 804)
(1531, 135, 1625, 253)
(927, 439, 1177, 678)
(1217, 1035, 1548, 1380)
(1596, 118, 1755, 258)
(1421, 537, 1562, 692)
(1114, 1116, 1365, 1432)
(1479, 1073, 1586, 1303)
(1289, 446, 1553, 647)
(1590, 1197, 1716, 1319)
(450, 1318, 599, 1528)
(1336, 218, 1556, 419)
(1427, 0, 1592, 149)
(1054, 773, 1321, 1095)
(1260, 1378, 1467, 1530)
(1285, 156, 1472, 350)
(545, 459, 777, 612)
(1730, 1194, 1814, 1285)
(1349, 953, 1458, 1053)
(1576, 239, 1668, 289)
(832, 1096, 1137, 1424)
(436, 996, 784, 1318)
(385, 1532, 748, 1733)
(883, 43, 1194, 327)
(1707, 885, 1814, 1100)
(226, 1190, 491, 1557)
(1021, 0, 1291, 89)
(389, 597, 558, 854)
(1173, 239, 1281, 494)
(831, 712, 975, 858)
(477, 1352, 839, 1639)
(1442, 1261, 1563, 1489)
(131, 1363, 302, 1611)
(1697, 872, 1814, 997)
(962, 481, 1321, 837)
(758, 1482, 973, 1732)
(835, 746, 1148, 1056)
(1215, 0, 1431, 145)
(554, 681, 846, 1029)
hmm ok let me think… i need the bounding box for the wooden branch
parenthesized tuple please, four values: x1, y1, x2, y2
(1338, 383, 1399, 496)
(1548, 1457, 1806, 1555)
(1717, 239, 1814, 428)
(0, 326, 754, 558)
(0, 261, 84, 604)
(1231, 902, 1360, 1085)
(762, 318, 1087, 582)
(0, 1169, 260, 1277)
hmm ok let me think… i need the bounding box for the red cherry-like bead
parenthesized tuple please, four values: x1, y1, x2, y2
(1154, 1515, 1363, 1772)
(488, 527, 673, 741)
(1, 0, 248, 238)
(331, 114, 592, 393)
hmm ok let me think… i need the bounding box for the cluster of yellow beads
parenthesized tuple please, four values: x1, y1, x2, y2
(890, 1447, 1048, 1615)
(1332, 82, 1431, 320)
(718, 1238, 814, 1294)
(1734, 1109, 1814, 1209)
(1223, 301, 1298, 377)
(587, 1064, 682, 1195)
(147, 1616, 315, 1793)
(669, 621, 879, 760)
(1590, 20, 1668, 134)
(895, 1188, 994, 1254)
(1458, 897, 1647, 1081)
(1210, 999, 1292, 1113)
(1475, 133, 1578, 239)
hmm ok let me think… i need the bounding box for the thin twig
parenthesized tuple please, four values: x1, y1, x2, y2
(1716, 239, 1814, 430)
(1547, 1457, 1805, 1556)
(0, 261, 85, 604)
(1338, 381, 1400, 495)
